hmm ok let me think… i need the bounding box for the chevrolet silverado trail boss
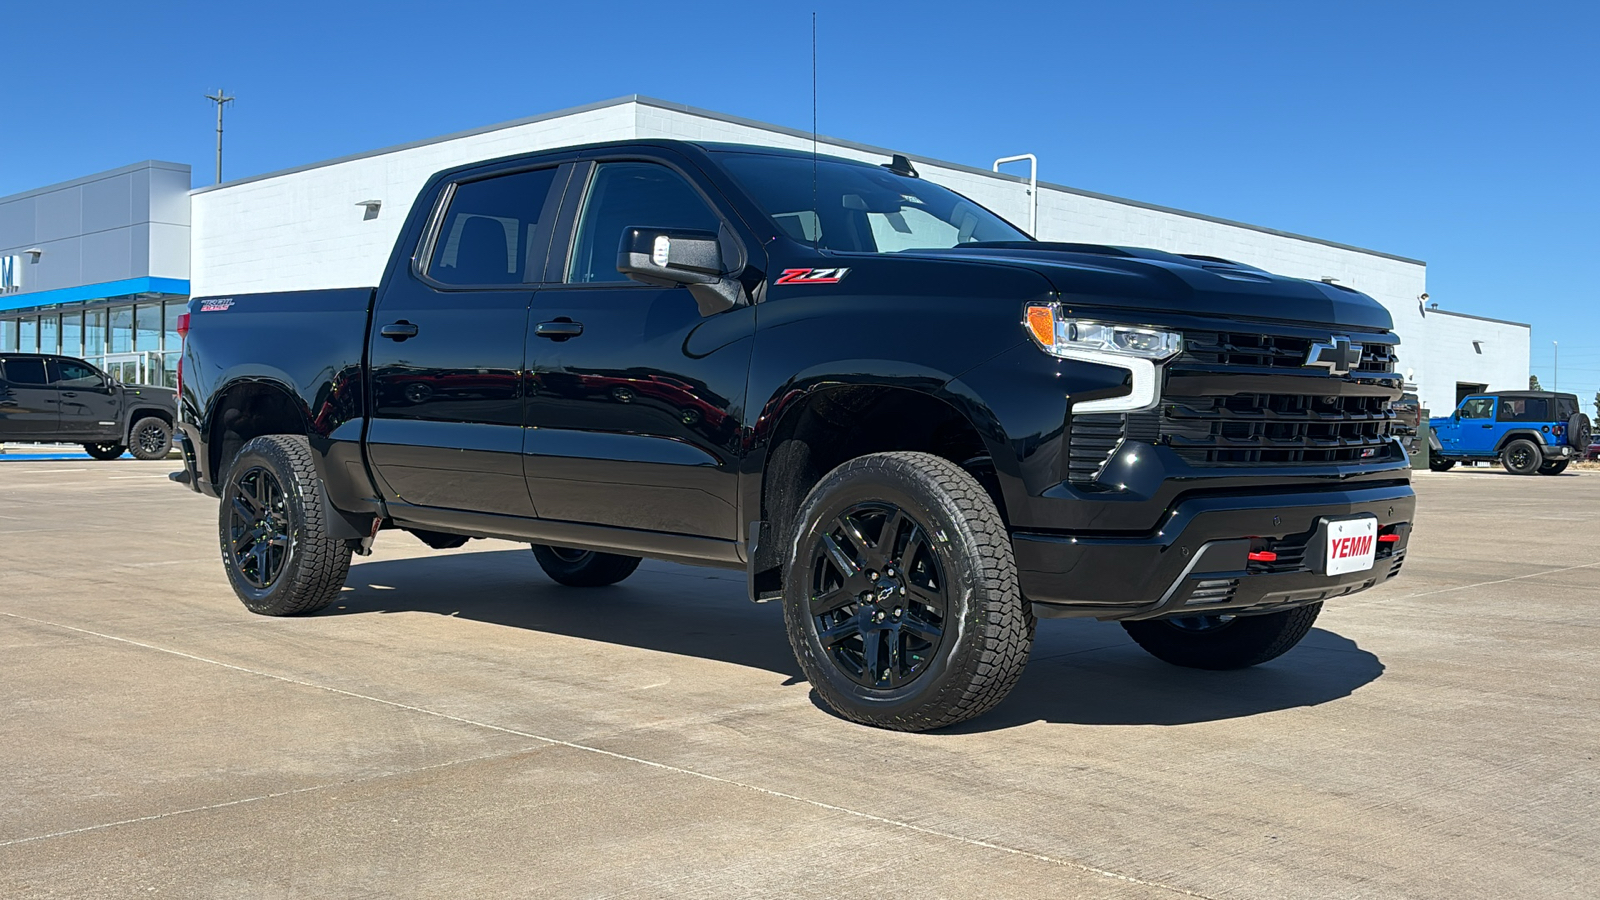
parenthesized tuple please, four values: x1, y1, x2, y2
(173, 141, 1415, 731)
(1, 352, 176, 459)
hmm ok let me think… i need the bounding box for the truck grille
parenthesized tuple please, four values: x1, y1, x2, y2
(1153, 393, 1397, 466)
(1181, 331, 1397, 375)
(1066, 328, 1402, 480)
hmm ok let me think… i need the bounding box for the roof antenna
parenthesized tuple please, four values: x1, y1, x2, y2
(811, 11, 819, 248)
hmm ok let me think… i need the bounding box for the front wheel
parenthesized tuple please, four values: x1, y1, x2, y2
(219, 434, 351, 616)
(1539, 460, 1569, 475)
(783, 452, 1033, 732)
(1122, 603, 1322, 670)
(128, 417, 173, 460)
(83, 443, 125, 461)
(1500, 439, 1542, 476)
(1428, 456, 1456, 472)
(530, 546, 642, 586)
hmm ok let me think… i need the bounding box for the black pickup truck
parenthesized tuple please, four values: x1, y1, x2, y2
(1, 352, 176, 459)
(175, 140, 1414, 731)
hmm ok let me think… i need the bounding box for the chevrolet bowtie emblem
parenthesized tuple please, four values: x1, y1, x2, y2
(1305, 336, 1363, 376)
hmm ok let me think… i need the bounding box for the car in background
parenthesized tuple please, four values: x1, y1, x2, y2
(1392, 392, 1422, 459)
(1587, 440, 1600, 461)
(1429, 391, 1591, 475)
(0, 353, 176, 460)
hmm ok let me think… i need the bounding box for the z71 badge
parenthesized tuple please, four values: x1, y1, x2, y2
(774, 267, 850, 285)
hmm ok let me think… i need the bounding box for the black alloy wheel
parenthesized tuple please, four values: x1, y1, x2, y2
(783, 451, 1033, 732)
(809, 501, 947, 690)
(530, 544, 643, 586)
(1122, 603, 1323, 670)
(226, 466, 292, 590)
(129, 416, 173, 460)
(83, 442, 125, 461)
(1500, 438, 1542, 476)
(1164, 614, 1235, 633)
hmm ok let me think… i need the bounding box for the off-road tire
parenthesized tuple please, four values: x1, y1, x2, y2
(782, 452, 1034, 732)
(530, 546, 642, 587)
(1538, 460, 1569, 475)
(1122, 603, 1322, 670)
(219, 434, 351, 616)
(1500, 438, 1542, 476)
(83, 442, 125, 461)
(1428, 456, 1456, 472)
(128, 417, 173, 460)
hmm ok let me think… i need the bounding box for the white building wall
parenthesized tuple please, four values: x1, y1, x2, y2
(190, 104, 635, 296)
(191, 96, 1527, 411)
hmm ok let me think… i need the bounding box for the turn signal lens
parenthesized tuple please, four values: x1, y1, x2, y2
(1023, 304, 1182, 361)
(1025, 305, 1055, 347)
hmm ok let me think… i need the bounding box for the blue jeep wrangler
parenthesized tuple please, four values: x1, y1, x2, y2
(1429, 391, 1592, 475)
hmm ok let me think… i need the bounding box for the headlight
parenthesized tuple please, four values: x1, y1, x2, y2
(1024, 305, 1182, 360)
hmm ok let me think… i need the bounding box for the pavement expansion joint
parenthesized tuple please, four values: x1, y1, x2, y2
(3, 611, 1218, 899)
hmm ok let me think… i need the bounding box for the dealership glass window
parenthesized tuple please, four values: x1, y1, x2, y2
(163, 300, 185, 351)
(61, 311, 83, 358)
(1, 319, 17, 352)
(109, 306, 133, 353)
(39, 314, 60, 355)
(135, 303, 162, 352)
(19, 316, 38, 353)
(85, 309, 106, 359)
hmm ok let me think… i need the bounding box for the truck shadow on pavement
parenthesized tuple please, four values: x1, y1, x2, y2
(327, 550, 1384, 731)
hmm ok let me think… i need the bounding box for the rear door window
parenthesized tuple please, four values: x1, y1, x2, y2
(53, 360, 103, 388)
(565, 163, 722, 285)
(427, 167, 561, 286)
(2, 357, 48, 385)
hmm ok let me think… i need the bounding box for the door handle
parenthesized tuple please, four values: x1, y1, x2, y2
(535, 320, 584, 340)
(380, 321, 419, 341)
(60, 391, 78, 398)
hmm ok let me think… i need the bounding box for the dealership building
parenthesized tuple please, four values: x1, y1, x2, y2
(3, 95, 1528, 412)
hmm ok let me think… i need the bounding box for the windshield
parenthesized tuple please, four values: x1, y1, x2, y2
(718, 153, 1029, 253)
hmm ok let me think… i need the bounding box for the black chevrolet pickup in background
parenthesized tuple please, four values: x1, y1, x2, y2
(175, 140, 1414, 731)
(1, 352, 176, 459)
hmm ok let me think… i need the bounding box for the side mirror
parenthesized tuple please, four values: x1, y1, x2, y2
(616, 227, 741, 316)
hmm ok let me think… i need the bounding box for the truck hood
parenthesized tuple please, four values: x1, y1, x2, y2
(914, 242, 1395, 333)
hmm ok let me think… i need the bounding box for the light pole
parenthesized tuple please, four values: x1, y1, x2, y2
(204, 89, 235, 185)
(1553, 340, 1558, 392)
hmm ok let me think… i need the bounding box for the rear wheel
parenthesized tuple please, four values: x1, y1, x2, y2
(1122, 603, 1321, 670)
(1500, 438, 1542, 476)
(1428, 456, 1456, 472)
(83, 443, 125, 461)
(128, 417, 173, 460)
(783, 452, 1033, 732)
(530, 546, 642, 587)
(1539, 460, 1569, 475)
(219, 434, 351, 616)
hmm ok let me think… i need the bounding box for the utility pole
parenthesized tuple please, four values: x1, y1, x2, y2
(1553, 340, 1558, 392)
(204, 89, 235, 184)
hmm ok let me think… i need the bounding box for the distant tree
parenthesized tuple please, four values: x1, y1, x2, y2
(1594, 390, 1599, 421)
(1529, 375, 1543, 390)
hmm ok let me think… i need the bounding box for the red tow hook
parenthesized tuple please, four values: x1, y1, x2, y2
(1248, 551, 1278, 562)
(1378, 534, 1401, 544)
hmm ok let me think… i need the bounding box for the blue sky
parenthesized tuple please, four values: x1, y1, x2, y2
(6, 0, 1597, 409)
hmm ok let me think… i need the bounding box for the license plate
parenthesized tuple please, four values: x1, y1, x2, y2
(1321, 516, 1378, 576)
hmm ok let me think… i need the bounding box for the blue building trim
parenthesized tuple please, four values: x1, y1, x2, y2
(0, 277, 190, 313)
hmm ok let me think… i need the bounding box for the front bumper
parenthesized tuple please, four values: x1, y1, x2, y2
(1014, 483, 1414, 620)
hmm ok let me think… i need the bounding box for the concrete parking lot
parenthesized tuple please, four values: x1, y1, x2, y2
(1, 461, 1596, 899)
